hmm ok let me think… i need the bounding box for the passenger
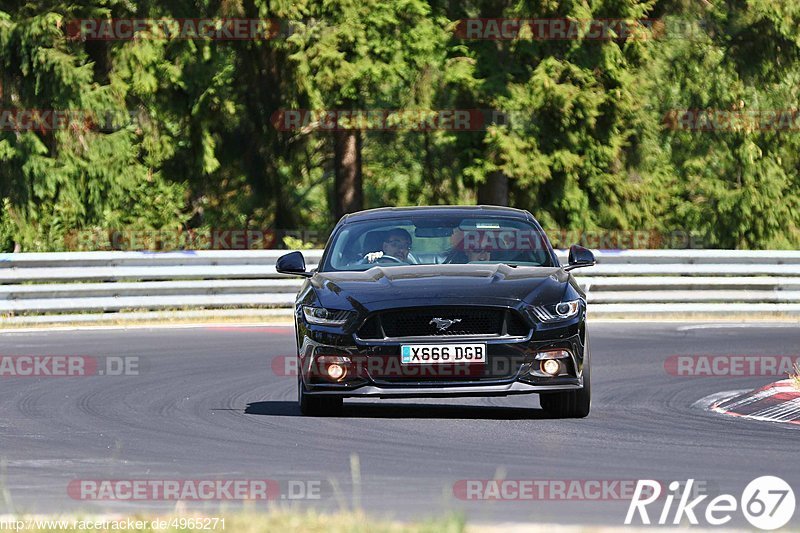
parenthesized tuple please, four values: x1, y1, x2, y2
(466, 249, 491, 261)
(444, 246, 491, 263)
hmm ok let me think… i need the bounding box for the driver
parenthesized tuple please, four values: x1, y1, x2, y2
(444, 246, 491, 263)
(363, 229, 414, 264)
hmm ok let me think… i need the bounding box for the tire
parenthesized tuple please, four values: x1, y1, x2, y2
(539, 355, 591, 419)
(298, 377, 343, 416)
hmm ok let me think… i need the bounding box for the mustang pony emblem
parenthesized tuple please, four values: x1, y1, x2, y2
(430, 317, 462, 332)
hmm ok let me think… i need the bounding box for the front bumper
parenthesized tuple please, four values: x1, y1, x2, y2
(295, 315, 587, 399)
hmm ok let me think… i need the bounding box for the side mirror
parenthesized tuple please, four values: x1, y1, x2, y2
(276, 251, 313, 278)
(564, 244, 595, 271)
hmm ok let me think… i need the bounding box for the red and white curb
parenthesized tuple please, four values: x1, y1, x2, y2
(702, 379, 800, 425)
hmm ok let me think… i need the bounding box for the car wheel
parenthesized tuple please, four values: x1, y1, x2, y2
(539, 353, 591, 419)
(298, 376, 343, 416)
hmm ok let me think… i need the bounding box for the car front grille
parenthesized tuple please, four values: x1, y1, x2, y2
(357, 307, 530, 339)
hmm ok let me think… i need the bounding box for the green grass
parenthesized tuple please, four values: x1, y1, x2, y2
(0, 510, 467, 533)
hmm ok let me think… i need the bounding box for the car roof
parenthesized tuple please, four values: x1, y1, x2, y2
(341, 205, 535, 224)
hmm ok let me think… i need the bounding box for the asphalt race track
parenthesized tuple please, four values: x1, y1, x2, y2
(0, 322, 798, 527)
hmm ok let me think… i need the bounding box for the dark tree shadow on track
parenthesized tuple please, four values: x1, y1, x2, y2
(244, 400, 550, 420)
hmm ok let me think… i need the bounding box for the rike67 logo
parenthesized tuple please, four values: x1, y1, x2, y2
(625, 476, 795, 530)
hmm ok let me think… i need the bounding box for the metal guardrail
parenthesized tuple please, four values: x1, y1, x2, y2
(2, 249, 800, 319)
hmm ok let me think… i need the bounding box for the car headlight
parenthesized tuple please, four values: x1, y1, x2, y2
(302, 306, 352, 326)
(529, 299, 582, 322)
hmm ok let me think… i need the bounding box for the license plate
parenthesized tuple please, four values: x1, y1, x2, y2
(401, 344, 486, 364)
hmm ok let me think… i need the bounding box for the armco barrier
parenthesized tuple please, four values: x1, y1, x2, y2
(2, 249, 800, 321)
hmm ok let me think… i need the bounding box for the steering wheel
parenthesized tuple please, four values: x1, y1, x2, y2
(375, 255, 405, 264)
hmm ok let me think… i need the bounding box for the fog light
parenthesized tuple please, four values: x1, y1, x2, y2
(541, 359, 560, 376)
(315, 355, 351, 382)
(326, 363, 346, 381)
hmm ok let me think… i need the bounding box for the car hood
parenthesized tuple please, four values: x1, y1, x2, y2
(310, 264, 568, 312)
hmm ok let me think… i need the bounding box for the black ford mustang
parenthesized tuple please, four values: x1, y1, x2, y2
(277, 206, 595, 417)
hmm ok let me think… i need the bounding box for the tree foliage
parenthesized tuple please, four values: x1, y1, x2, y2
(0, 0, 798, 251)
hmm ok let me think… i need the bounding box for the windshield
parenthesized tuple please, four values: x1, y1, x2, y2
(320, 216, 556, 271)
